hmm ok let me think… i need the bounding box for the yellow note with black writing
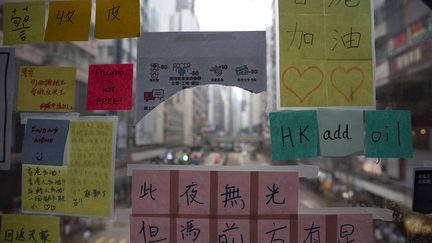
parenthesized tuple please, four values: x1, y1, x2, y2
(45, 0, 91, 42)
(95, 0, 140, 39)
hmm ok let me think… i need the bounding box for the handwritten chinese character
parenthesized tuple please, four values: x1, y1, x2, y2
(10, 6, 30, 41)
(218, 223, 244, 243)
(180, 220, 201, 241)
(16, 228, 26, 241)
(265, 184, 286, 205)
(140, 182, 157, 200)
(328, 0, 360, 8)
(332, 28, 361, 51)
(286, 22, 314, 50)
(265, 222, 288, 243)
(221, 184, 245, 209)
(139, 221, 167, 243)
(56, 10, 75, 25)
(108, 5, 120, 21)
(180, 182, 203, 206)
(338, 224, 355, 243)
(39, 230, 50, 243)
(303, 222, 321, 243)
(4, 229, 13, 242)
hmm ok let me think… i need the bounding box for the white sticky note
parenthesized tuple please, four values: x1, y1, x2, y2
(135, 31, 267, 123)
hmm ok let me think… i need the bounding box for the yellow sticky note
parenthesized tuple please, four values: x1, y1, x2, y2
(279, 0, 324, 14)
(3, 1, 45, 45)
(22, 164, 67, 214)
(95, 0, 141, 39)
(279, 14, 325, 60)
(65, 120, 113, 217)
(326, 60, 374, 106)
(325, 0, 371, 14)
(44, 0, 91, 42)
(0, 214, 60, 243)
(280, 60, 327, 107)
(17, 66, 76, 112)
(325, 13, 372, 60)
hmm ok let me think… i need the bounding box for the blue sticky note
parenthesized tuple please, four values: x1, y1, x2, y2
(21, 119, 69, 166)
(317, 109, 364, 157)
(365, 110, 413, 158)
(270, 111, 318, 160)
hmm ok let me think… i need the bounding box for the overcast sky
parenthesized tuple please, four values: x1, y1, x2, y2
(195, 0, 273, 31)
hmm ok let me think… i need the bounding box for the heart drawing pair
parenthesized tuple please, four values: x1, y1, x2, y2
(281, 66, 365, 103)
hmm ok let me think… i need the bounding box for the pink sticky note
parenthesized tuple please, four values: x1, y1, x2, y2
(257, 220, 291, 242)
(178, 171, 211, 215)
(337, 214, 373, 243)
(298, 214, 327, 243)
(217, 171, 251, 215)
(86, 64, 133, 110)
(132, 170, 171, 214)
(130, 216, 170, 243)
(258, 172, 298, 215)
(217, 219, 250, 242)
(176, 218, 210, 243)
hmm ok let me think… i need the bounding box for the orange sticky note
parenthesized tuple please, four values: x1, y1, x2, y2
(45, 0, 91, 42)
(95, 0, 140, 39)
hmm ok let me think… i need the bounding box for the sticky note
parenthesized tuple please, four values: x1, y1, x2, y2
(269, 111, 318, 160)
(278, 0, 374, 108)
(298, 214, 327, 243)
(257, 172, 298, 215)
(22, 164, 67, 213)
(279, 60, 327, 107)
(65, 120, 114, 217)
(336, 214, 373, 243)
(324, 14, 372, 60)
(413, 169, 432, 214)
(217, 219, 250, 242)
(0, 214, 60, 243)
(217, 172, 251, 215)
(95, 0, 140, 39)
(130, 216, 171, 243)
(317, 109, 364, 157)
(3, 1, 45, 45)
(325, 61, 374, 106)
(279, 0, 323, 14)
(135, 31, 267, 123)
(86, 64, 133, 110)
(44, 0, 91, 42)
(178, 171, 211, 215)
(132, 170, 171, 214)
(365, 110, 413, 158)
(279, 14, 326, 60)
(258, 220, 291, 243)
(325, 0, 371, 14)
(17, 66, 76, 112)
(21, 119, 69, 166)
(0, 48, 15, 171)
(176, 218, 210, 242)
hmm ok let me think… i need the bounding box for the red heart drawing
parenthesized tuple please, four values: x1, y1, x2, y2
(330, 67, 364, 102)
(281, 66, 325, 103)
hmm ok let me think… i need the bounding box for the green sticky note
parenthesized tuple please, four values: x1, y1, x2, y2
(270, 111, 318, 160)
(365, 110, 413, 158)
(325, 60, 374, 106)
(325, 0, 371, 15)
(325, 13, 372, 60)
(279, 0, 324, 14)
(317, 109, 364, 157)
(279, 14, 325, 60)
(3, 1, 45, 45)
